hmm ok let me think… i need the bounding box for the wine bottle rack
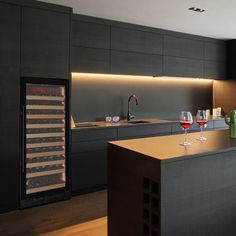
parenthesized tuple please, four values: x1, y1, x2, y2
(25, 83, 66, 195)
(143, 177, 160, 236)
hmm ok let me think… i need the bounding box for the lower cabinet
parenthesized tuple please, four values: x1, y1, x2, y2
(117, 123, 172, 139)
(71, 119, 227, 195)
(72, 150, 107, 193)
(72, 128, 117, 193)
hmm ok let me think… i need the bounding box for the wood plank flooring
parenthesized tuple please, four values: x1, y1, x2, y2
(41, 217, 107, 236)
(0, 190, 107, 236)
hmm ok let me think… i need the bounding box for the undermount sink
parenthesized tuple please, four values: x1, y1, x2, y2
(128, 120, 151, 124)
(75, 123, 98, 128)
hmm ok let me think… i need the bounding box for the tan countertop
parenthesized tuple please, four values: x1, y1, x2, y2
(72, 116, 225, 130)
(109, 129, 234, 163)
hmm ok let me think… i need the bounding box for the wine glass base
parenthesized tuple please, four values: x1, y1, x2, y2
(180, 141, 192, 146)
(196, 137, 207, 141)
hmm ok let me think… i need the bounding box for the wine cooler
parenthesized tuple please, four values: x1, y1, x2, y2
(20, 78, 70, 208)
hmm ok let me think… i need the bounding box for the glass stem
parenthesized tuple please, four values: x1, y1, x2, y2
(184, 129, 188, 143)
(200, 125, 203, 139)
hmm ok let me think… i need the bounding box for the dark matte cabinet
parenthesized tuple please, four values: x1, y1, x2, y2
(110, 26, 163, 76)
(111, 27, 163, 54)
(71, 119, 227, 194)
(72, 128, 117, 193)
(21, 7, 70, 79)
(71, 46, 110, 73)
(72, 150, 107, 192)
(204, 41, 226, 80)
(204, 60, 226, 80)
(71, 13, 227, 79)
(71, 17, 110, 73)
(0, 2, 20, 213)
(205, 41, 226, 62)
(72, 20, 110, 49)
(111, 50, 162, 76)
(117, 123, 171, 139)
(164, 35, 204, 60)
(0, 0, 71, 213)
(163, 56, 204, 78)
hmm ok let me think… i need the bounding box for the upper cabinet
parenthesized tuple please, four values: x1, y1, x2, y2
(163, 56, 204, 78)
(71, 15, 110, 73)
(111, 50, 162, 76)
(110, 27, 163, 75)
(72, 20, 110, 49)
(70, 13, 227, 79)
(21, 6, 71, 79)
(205, 41, 226, 62)
(163, 35, 204, 78)
(111, 27, 163, 54)
(204, 41, 226, 80)
(164, 35, 204, 60)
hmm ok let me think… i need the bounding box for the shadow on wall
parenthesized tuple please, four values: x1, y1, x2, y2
(72, 73, 213, 122)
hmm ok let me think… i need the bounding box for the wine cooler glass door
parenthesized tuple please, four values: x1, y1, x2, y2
(25, 83, 66, 195)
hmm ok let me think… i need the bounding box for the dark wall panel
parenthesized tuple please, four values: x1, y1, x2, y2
(72, 74, 213, 122)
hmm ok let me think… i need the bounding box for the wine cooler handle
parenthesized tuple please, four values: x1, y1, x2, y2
(22, 106, 25, 173)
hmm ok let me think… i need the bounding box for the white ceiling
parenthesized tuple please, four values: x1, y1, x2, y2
(40, 0, 236, 39)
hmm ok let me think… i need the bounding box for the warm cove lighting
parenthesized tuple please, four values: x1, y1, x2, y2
(71, 72, 213, 83)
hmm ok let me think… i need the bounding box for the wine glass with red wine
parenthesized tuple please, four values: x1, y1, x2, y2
(196, 110, 208, 141)
(179, 111, 193, 146)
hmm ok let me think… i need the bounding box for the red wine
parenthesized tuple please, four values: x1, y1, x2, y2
(180, 121, 192, 129)
(197, 120, 207, 126)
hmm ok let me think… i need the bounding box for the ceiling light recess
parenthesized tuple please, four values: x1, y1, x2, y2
(189, 7, 205, 13)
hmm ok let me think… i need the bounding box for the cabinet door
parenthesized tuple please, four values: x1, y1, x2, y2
(117, 124, 171, 139)
(72, 150, 107, 192)
(71, 46, 110, 73)
(205, 41, 226, 62)
(21, 7, 70, 79)
(0, 2, 20, 213)
(204, 60, 226, 80)
(111, 50, 162, 76)
(111, 27, 163, 54)
(163, 56, 204, 78)
(164, 35, 204, 60)
(72, 20, 110, 49)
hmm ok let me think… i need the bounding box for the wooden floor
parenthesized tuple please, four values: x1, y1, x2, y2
(0, 190, 107, 236)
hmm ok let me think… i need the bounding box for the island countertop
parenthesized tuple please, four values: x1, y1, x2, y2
(109, 129, 235, 163)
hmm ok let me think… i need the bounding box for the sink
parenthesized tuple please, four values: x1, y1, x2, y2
(75, 123, 98, 128)
(128, 120, 151, 124)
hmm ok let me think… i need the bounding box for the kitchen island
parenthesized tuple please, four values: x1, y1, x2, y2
(108, 129, 236, 236)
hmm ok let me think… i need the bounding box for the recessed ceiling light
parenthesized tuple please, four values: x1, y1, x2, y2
(189, 7, 205, 13)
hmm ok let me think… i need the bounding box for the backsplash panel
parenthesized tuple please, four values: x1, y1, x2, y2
(72, 73, 213, 122)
